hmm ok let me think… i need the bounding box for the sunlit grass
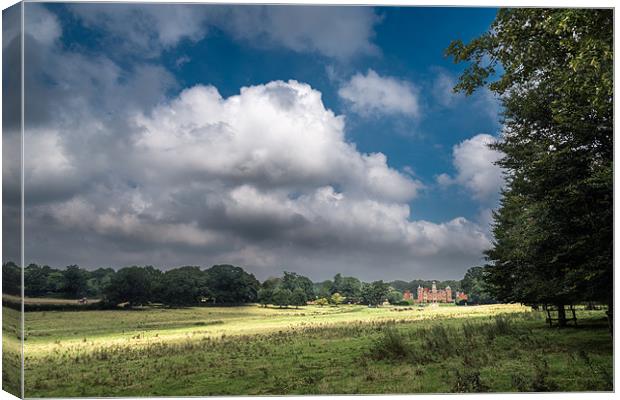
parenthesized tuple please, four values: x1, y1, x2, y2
(23, 304, 528, 355)
(9, 304, 611, 396)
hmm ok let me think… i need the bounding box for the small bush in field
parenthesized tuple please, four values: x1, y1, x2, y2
(452, 369, 489, 393)
(530, 357, 559, 392)
(368, 327, 411, 361)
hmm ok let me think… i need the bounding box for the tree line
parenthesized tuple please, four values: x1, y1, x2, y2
(3, 262, 488, 308)
(4, 262, 261, 307)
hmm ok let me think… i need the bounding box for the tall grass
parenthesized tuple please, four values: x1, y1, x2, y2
(16, 306, 612, 396)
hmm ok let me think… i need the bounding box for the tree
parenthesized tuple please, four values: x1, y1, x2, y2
(24, 264, 52, 297)
(314, 280, 333, 299)
(331, 273, 343, 295)
(159, 266, 208, 306)
(257, 288, 273, 307)
(62, 265, 88, 299)
(204, 265, 260, 304)
(103, 266, 160, 307)
(361, 281, 390, 307)
(86, 268, 115, 298)
(330, 292, 345, 305)
(272, 288, 292, 308)
(296, 275, 316, 301)
(262, 277, 281, 291)
(340, 276, 362, 303)
(315, 298, 329, 307)
(386, 289, 403, 305)
(447, 9, 612, 328)
(2, 262, 21, 296)
(290, 288, 307, 308)
(461, 266, 495, 304)
(46, 271, 65, 294)
(281, 271, 315, 301)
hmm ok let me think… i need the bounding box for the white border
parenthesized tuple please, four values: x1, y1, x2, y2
(0, 1, 616, 400)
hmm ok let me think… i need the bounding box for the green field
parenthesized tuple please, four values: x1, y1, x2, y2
(6, 303, 612, 396)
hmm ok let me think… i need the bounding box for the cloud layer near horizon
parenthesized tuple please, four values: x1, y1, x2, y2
(24, 78, 490, 280)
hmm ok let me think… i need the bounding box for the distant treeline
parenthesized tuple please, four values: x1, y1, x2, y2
(2, 262, 494, 308)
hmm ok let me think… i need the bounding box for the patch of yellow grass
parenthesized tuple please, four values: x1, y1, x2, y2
(22, 303, 528, 358)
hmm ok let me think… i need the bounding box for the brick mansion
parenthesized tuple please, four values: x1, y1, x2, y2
(402, 281, 468, 304)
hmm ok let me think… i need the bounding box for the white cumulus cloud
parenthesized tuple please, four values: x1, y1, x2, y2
(134, 80, 421, 203)
(438, 134, 505, 203)
(338, 69, 420, 117)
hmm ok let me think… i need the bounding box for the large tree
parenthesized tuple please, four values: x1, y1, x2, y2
(62, 265, 89, 299)
(361, 281, 390, 307)
(447, 9, 612, 327)
(281, 271, 315, 301)
(159, 266, 208, 306)
(24, 264, 52, 297)
(340, 276, 363, 303)
(103, 266, 161, 307)
(203, 264, 260, 304)
(2, 262, 21, 296)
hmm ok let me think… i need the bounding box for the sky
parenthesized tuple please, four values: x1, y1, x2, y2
(3, 3, 507, 281)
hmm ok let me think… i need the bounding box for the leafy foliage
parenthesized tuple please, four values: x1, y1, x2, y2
(104, 266, 161, 306)
(461, 266, 495, 304)
(330, 292, 345, 305)
(290, 288, 307, 308)
(361, 280, 390, 306)
(272, 288, 292, 308)
(2, 261, 21, 296)
(159, 266, 208, 306)
(204, 264, 260, 304)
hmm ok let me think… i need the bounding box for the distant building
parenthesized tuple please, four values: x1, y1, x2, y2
(416, 281, 454, 303)
(455, 291, 468, 302)
(403, 290, 413, 301)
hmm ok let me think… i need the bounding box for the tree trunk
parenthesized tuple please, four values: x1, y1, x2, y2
(556, 304, 567, 327)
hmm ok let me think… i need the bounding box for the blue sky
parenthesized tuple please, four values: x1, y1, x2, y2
(9, 3, 506, 280)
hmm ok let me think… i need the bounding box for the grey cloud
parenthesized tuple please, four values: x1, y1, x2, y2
(69, 3, 210, 58)
(67, 4, 381, 60)
(209, 6, 381, 60)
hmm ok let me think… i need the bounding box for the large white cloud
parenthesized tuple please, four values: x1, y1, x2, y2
(338, 69, 420, 117)
(438, 134, 505, 203)
(133, 81, 420, 203)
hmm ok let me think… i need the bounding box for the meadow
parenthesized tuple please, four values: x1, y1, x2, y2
(5, 303, 613, 396)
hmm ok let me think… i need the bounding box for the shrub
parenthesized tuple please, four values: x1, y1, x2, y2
(531, 357, 559, 392)
(368, 327, 411, 361)
(452, 369, 489, 393)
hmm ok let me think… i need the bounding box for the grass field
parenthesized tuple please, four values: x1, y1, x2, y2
(2, 304, 21, 397)
(5, 303, 612, 396)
